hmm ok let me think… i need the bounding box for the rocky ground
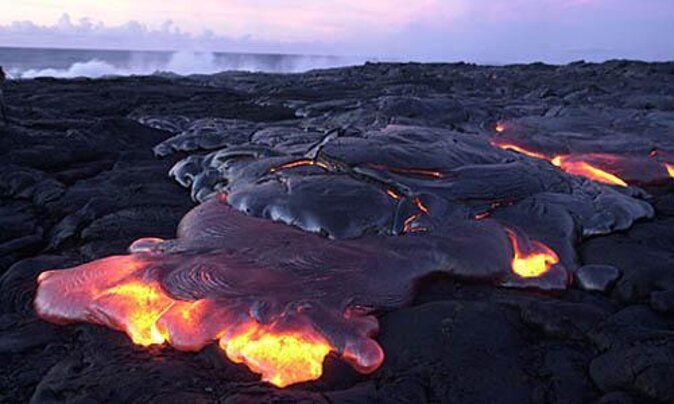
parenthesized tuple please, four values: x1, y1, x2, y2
(1, 61, 674, 403)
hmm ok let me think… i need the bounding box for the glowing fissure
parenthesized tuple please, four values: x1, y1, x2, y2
(506, 229, 559, 278)
(269, 159, 329, 173)
(367, 163, 445, 178)
(490, 140, 548, 160)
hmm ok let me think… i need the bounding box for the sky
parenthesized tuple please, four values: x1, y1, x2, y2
(0, 0, 673, 63)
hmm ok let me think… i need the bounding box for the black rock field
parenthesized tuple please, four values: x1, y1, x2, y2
(2, 60, 674, 403)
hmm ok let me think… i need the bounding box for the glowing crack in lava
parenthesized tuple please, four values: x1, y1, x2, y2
(489, 140, 548, 160)
(35, 193, 574, 387)
(550, 156, 628, 187)
(505, 229, 559, 278)
(491, 135, 674, 186)
(491, 140, 631, 186)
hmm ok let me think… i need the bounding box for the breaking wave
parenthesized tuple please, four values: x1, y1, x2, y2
(15, 51, 367, 79)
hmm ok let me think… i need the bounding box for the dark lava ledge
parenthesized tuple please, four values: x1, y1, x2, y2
(2, 61, 674, 403)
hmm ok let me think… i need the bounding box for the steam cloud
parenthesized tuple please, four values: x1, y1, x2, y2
(14, 51, 365, 79)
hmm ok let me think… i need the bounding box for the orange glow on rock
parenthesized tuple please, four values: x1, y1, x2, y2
(495, 123, 506, 133)
(413, 196, 430, 215)
(474, 211, 491, 220)
(402, 213, 422, 233)
(506, 230, 559, 278)
(385, 188, 402, 200)
(367, 163, 445, 178)
(491, 139, 635, 186)
(270, 159, 329, 173)
(490, 141, 549, 160)
(666, 163, 674, 178)
(220, 322, 332, 388)
(551, 156, 628, 187)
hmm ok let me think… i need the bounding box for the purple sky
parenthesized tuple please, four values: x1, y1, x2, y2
(0, 0, 673, 62)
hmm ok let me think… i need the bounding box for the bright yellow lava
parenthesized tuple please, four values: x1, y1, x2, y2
(220, 322, 333, 388)
(666, 163, 674, 178)
(506, 230, 559, 278)
(100, 282, 174, 346)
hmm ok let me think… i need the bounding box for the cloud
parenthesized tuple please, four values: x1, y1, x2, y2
(0, 1, 672, 62)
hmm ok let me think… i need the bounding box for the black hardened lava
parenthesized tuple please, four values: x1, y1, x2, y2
(2, 61, 674, 403)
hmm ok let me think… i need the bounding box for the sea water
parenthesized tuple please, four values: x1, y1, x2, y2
(0, 46, 369, 78)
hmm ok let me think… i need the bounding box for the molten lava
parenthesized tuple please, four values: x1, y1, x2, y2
(413, 196, 430, 215)
(34, 255, 343, 388)
(386, 188, 402, 200)
(490, 140, 548, 160)
(551, 156, 628, 187)
(506, 230, 559, 278)
(367, 163, 445, 178)
(269, 159, 329, 173)
(97, 281, 174, 346)
(491, 140, 631, 187)
(220, 322, 332, 388)
(666, 163, 674, 178)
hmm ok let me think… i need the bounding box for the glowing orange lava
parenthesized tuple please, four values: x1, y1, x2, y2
(98, 280, 336, 387)
(220, 322, 332, 388)
(96, 281, 175, 346)
(490, 141, 548, 160)
(37, 256, 340, 388)
(386, 188, 402, 200)
(367, 163, 445, 178)
(495, 123, 506, 133)
(666, 163, 674, 178)
(551, 156, 628, 187)
(506, 230, 559, 278)
(270, 159, 329, 173)
(413, 196, 430, 215)
(474, 211, 491, 220)
(490, 140, 631, 187)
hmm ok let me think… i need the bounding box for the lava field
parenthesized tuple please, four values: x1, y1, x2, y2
(2, 61, 674, 403)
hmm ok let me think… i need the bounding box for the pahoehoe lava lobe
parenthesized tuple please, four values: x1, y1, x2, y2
(33, 193, 560, 386)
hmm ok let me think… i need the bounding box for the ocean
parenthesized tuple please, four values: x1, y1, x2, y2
(0, 47, 370, 78)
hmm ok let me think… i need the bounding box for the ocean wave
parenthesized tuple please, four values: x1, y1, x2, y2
(15, 51, 365, 79)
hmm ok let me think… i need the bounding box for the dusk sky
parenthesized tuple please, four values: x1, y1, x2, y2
(1, 0, 673, 63)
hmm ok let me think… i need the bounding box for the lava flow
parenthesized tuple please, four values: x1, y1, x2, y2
(269, 159, 330, 173)
(34, 254, 343, 388)
(34, 193, 579, 389)
(551, 155, 628, 187)
(492, 142, 548, 160)
(367, 163, 445, 178)
(491, 140, 630, 187)
(505, 229, 559, 278)
(97, 280, 174, 346)
(220, 321, 332, 388)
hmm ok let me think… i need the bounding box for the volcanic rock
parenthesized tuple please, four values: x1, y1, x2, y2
(0, 61, 673, 402)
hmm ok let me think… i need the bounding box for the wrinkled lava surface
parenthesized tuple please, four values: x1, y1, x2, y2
(2, 61, 674, 402)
